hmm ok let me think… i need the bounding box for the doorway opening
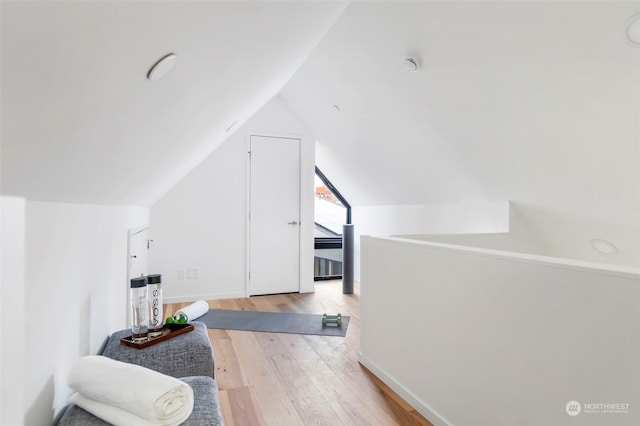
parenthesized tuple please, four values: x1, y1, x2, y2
(314, 167, 351, 281)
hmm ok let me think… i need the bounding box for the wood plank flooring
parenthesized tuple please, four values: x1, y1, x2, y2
(165, 280, 433, 426)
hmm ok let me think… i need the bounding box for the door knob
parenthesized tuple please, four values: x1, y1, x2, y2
(288, 221, 299, 225)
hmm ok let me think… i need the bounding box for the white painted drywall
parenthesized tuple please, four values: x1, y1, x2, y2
(1, 1, 348, 206)
(360, 236, 640, 426)
(150, 96, 316, 302)
(402, 202, 550, 256)
(281, 1, 640, 270)
(22, 201, 148, 424)
(1, 196, 26, 426)
(352, 201, 510, 281)
(406, 201, 640, 266)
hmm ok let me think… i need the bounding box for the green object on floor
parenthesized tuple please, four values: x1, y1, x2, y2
(322, 313, 342, 326)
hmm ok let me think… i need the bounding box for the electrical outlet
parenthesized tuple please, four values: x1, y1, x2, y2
(187, 268, 199, 279)
(177, 268, 186, 280)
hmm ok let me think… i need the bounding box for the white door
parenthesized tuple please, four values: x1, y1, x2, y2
(129, 226, 150, 279)
(127, 225, 150, 325)
(249, 135, 300, 295)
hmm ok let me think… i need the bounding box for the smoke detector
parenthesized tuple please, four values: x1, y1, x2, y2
(404, 57, 419, 72)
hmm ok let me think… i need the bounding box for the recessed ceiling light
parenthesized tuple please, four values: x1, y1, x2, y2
(147, 53, 177, 81)
(626, 14, 640, 45)
(590, 239, 618, 255)
(404, 57, 419, 72)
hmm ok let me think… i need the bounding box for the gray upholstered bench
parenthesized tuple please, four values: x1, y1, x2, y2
(57, 376, 222, 426)
(102, 321, 215, 379)
(57, 321, 222, 425)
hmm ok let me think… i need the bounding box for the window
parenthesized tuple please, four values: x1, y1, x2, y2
(314, 167, 350, 280)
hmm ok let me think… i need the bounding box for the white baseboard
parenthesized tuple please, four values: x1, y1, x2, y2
(357, 352, 452, 426)
(164, 291, 246, 304)
(165, 287, 318, 303)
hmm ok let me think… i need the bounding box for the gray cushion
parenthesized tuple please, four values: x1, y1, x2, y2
(101, 321, 214, 379)
(57, 376, 223, 426)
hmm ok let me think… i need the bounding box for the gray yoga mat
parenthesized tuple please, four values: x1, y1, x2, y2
(199, 309, 350, 337)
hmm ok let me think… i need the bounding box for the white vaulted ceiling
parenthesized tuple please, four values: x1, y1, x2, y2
(282, 1, 639, 207)
(2, 1, 639, 266)
(279, 1, 640, 266)
(1, 1, 348, 205)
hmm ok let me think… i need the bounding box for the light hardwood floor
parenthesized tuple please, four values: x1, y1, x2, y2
(165, 280, 433, 426)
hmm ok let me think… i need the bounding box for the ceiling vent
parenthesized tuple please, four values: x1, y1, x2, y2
(590, 239, 618, 255)
(147, 53, 177, 81)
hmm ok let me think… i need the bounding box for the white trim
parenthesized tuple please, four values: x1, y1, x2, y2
(298, 137, 303, 294)
(299, 283, 315, 293)
(126, 223, 149, 327)
(368, 236, 640, 280)
(245, 132, 251, 298)
(249, 131, 303, 141)
(128, 223, 149, 237)
(127, 223, 150, 280)
(164, 292, 247, 304)
(358, 352, 452, 426)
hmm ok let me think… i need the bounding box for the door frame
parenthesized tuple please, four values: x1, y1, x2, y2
(126, 223, 149, 326)
(246, 133, 304, 296)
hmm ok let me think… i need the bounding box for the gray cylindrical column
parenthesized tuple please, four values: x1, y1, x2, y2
(342, 224, 354, 294)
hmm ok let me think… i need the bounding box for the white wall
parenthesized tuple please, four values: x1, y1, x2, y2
(405, 201, 640, 267)
(17, 200, 148, 425)
(1, 196, 26, 426)
(360, 236, 640, 426)
(402, 202, 550, 256)
(151, 96, 316, 302)
(1, 1, 349, 207)
(352, 201, 510, 281)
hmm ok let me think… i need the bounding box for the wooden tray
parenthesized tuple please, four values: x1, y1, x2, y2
(120, 324, 194, 349)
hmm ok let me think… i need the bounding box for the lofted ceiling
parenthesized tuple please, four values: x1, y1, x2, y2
(279, 1, 640, 266)
(281, 1, 640, 208)
(2, 1, 639, 266)
(1, 0, 348, 205)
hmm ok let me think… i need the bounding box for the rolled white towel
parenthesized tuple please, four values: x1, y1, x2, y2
(175, 300, 209, 322)
(69, 393, 183, 426)
(68, 355, 193, 426)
